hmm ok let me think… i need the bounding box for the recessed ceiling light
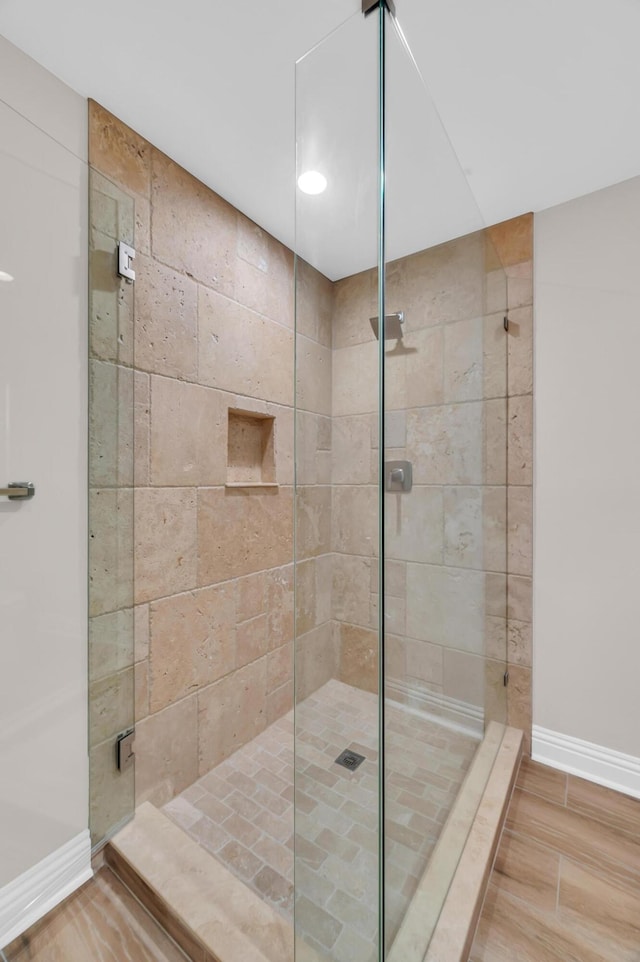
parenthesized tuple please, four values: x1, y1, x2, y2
(0, 271, 14, 283)
(297, 171, 327, 195)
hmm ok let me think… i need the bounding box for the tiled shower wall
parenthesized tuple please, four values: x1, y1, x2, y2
(88, 103, 533, 842)
(331, 217, 533, 745)
(88, 103, 333, 836)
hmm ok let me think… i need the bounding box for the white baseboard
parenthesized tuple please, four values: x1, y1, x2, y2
(532, 725, 640, 799)
(0, 830, 92, 947)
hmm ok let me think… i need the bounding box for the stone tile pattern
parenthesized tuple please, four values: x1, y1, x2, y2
(470, 758, 640, 962)
(164, 679, 478, 960)
(88, 102, 333, 838)
(2, 866, 188, 962)
(330, 217, 533, 750)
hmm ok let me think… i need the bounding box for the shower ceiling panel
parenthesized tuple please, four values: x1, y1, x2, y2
(1, 0, 639, 277)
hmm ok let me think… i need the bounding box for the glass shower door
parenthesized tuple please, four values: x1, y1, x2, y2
(382, 9, 508, 957)
(294, 9, 382, 961)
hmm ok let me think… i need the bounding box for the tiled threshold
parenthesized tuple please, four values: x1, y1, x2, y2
(106, 725, 522, 962)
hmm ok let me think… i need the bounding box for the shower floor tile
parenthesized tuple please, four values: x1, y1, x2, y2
(163, 679, 479, 959)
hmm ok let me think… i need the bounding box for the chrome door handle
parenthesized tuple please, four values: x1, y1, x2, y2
(0, 482, 35, 500)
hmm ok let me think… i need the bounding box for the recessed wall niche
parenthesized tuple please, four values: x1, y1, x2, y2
(226, 408, 277, 487)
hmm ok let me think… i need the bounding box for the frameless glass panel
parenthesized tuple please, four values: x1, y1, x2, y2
(382, 10, 508, 957)
(294, 10, 381, 961)
(88, 169, 136, 848)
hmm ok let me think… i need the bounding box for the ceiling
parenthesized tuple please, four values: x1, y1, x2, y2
(1, 0, 639, 279)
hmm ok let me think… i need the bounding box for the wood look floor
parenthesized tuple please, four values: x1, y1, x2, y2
(470, 758, 640, 961)
(4, 760, 640, 961)
(2, 867, 188, 962)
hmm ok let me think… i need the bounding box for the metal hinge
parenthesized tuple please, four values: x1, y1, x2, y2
(503, 314, 509, 332)
(118, 242, 136, 282)
(504, 670, 510, 687)
(362, 0, 396, 15)
(116, 728, 135, 771)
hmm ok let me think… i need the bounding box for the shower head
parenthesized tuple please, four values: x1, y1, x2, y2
(370, 312, 404, 340)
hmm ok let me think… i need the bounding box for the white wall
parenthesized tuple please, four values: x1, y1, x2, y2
(534, 176, 640, 772)
(0, 35, 90, 941)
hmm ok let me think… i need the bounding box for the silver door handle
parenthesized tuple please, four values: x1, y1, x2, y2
(0, 482, 35, 500)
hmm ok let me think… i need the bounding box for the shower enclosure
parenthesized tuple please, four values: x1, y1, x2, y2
(294, 3, 509, 959)
(86, 2, 516, 960)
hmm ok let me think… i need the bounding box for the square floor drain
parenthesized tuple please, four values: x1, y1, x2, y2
(334, 749, 366, 772)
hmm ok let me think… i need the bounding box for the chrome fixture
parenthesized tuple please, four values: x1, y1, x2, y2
(117, 242, 136, 282)
(0, 482, 35, 500)
(385, 460, 412, 492)
(370, 311, 404, 340)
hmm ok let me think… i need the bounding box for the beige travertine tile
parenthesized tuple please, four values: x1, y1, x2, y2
(331, 416, 371, 484)
(151, 148, 236, 295)
(266, 642, 292, 694)
(134, 190, 151, 256)
(267, 681, 294, 724)
(507, 305, 533, 397)
(296, 258, 333, 347)
(332, 555, 372, 628)
(506, 574, 532, 623)
(507, 486, 533, 577)
(89, 487, 134, 617)
(135, 694, 198, 806)
(442, 649, 484, 707)
(134, 487, 197, 604)
(508, 394, 533, 486)
(89, 228, 135, 367)
(134, 603, 150, 662)
(507, 618, 532, 667)
(237, 614, 268, 666)
(269, 402, 295, 485)
(484, 269, 508, 316)
(443, 486, 505, 571)
(296, 559, 319, 636)
(483, 313, 508, 400)
(135, 659, 150, 722)
(90, 667, 134, 747)
(90, 169, 135, 242)
(486, 213, 533, 269)
(134, 253, 198, 380)
(198, 659, 267, 772)
(332, 340, 378, 417)
(385, 635, 443, 689)
(444, 317, 483, 403)
(332, 268, 377, 349)
(408, 403, 483, 485)
(89, 608, 134, 682)
(266, 565, 294, 651)
(296, 487, 332, 560)
(150, 376, 226, 486)
(485, 572, 507, 617)
(148, 583, 236, 712)
(484, 397, 507, 485)
(386, 326, 444, 411)
(237, 572, 266, 622)
(484, 658, 508, 726)
(89, 360, 133, 487)
(134, 370, 150, 486)
(506, 666, 532, 751)
(506, 259, 533, 309)
(386, 231, 485, 330)
(386, 486, 443, 564)
(339, 624, 378, 694)
(406, 563, 485, 653)
(332, 485, 377, 557)
(236, 213, 294, 330)
(198, 286, 294, 406)
(295, 623, 339, 701)
(296, 335, 332, 416)
(197, 487, 292, 585)
(516, 757, 567, 805)
(89, 101, 151, 197)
